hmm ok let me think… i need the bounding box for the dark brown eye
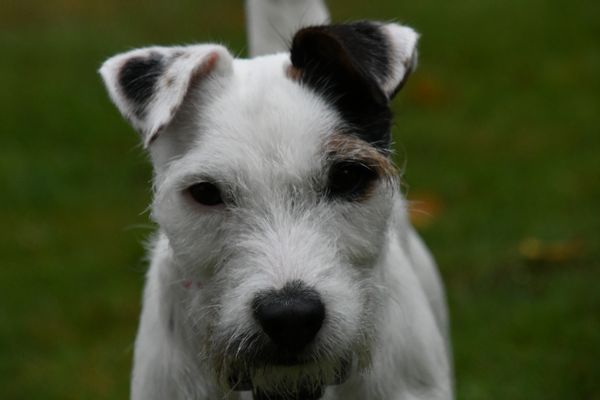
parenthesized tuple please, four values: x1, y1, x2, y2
(188, 182, 223, 206)
(327, 162, 377, 200)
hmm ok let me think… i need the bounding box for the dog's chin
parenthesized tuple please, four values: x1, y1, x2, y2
(228, 355, 352, 399)
(252, 385, 324, 400)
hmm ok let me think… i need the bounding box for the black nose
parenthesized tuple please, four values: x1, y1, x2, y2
(253, 282, 325, 352)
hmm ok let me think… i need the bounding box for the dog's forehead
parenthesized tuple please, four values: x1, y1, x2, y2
(180, 53, 340, 180)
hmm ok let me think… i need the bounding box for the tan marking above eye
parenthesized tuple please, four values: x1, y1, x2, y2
(324, 134, 398, 180)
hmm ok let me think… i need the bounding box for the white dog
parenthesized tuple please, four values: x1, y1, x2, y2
(100, 1, 452, 399)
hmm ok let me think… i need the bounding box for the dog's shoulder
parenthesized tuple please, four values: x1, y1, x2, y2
(392, 199, 450, 343)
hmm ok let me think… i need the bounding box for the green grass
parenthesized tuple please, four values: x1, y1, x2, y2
(1, 0, 598, 398)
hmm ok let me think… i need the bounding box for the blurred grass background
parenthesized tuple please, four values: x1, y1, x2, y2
(1, 0, 598, 399)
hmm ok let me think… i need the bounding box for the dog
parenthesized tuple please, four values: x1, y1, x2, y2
(100, 0, 452, 399)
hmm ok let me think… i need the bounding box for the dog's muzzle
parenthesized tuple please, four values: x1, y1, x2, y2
(252, 281, 325, 354)
(252, 385, 324, 400)
(230, 357, 352, 400)
(228, 281, 352, 399)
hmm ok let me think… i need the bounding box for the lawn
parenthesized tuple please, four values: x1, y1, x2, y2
(1, 0, 598, 399)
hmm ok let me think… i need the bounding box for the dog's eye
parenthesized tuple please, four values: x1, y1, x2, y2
(327, 162, 377, 200)
(187, 182, 224, 206)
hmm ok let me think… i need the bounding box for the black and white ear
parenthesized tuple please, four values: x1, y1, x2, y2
(99, 45, 233, 147)
(289, 21, 418, 151)
(290, 21, 418, 101)
(377, 23, 419, 97)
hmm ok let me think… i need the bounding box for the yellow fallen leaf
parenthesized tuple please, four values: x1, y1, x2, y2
(518, 237, 585, 264)
(407, 73, 448, 108)
(407, 191, 444, 230)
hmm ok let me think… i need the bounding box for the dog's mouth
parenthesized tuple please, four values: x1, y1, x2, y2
(252, 385, 324, 400)
(229, 356, 352, 399)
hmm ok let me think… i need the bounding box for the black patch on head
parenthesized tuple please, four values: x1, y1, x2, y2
(291, 22, 393, 151)
(118, 53, 164, 117)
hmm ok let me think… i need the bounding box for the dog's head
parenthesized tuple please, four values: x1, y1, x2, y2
(101, 21, 417, 398)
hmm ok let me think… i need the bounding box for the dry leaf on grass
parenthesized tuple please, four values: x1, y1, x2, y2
(518, 237, 585, 264)
(407, 191, 444, 230)
(407, 73, 449, 108)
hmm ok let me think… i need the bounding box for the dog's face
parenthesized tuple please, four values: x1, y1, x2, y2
(101, 22, 417, 398)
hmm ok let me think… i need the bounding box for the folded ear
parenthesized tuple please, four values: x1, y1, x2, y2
(290, 21, 418, 151)
(99, 45, 233, 147)
(378, 23, 419, 97)
(291, 21, 418, 101)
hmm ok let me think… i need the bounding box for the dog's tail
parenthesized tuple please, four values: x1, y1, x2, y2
(246, 0, 330, 57)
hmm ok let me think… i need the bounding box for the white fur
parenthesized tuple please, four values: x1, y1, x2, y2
(378, 24, 419, 97)
(246, 0, 330, 57)
(100, 1, 452, 399)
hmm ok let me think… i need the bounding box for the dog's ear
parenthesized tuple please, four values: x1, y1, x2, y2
(100, 45, 233, 147)
(290, 21, 418, 101)
(289, 21, 418, 151)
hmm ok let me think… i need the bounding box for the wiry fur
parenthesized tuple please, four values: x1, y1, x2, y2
(99, 1, 452, 399)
